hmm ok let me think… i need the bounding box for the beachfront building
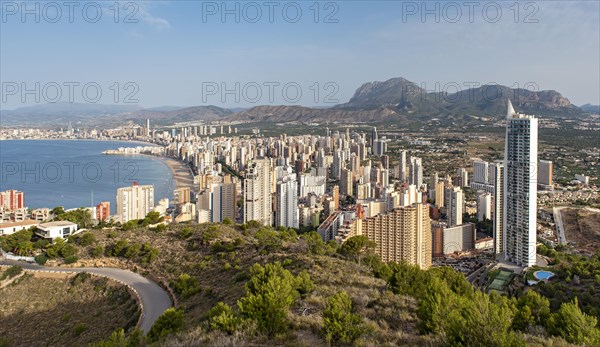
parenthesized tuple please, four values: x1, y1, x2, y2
(116, 182, 155, 223)
(0, 190, 24, 211)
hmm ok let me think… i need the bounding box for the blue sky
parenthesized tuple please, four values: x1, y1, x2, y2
(1, 0, 599, 109)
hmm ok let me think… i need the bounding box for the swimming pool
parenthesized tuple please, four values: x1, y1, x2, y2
(534, 271, 555, 280)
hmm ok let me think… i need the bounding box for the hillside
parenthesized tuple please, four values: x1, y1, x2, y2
(0, 270, 139, 347)
(2, 221, 598, 346)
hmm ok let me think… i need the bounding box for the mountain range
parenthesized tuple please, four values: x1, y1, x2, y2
(0, 77, 594, 127)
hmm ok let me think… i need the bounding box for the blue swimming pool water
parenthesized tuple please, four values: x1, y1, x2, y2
(534, 271, 555, 280)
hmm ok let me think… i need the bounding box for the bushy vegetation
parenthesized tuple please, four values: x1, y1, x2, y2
(322, 290, 365, 344)
(5, 219, 598, 346)
(146, 308, 185, 343)
(0, 265, 22, 280)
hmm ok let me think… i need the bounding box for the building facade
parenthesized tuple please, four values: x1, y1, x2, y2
(504, 100, 538, 267)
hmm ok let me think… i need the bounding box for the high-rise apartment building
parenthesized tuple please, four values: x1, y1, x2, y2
(538, 160, 553, 188)
(197, 182, 237, 223)
(504, 100, 538, 267)
(243, 159, 273, 226)
(0, 190, 24, 211)
(445, 187, 463, 227)
(340, 167, 353, 197)
(116, 183, 154, 223)
(275, 174, 299, 229)
(408, 156, 423, 188)
(398, 150, 408, 181)
(477, 192, 492, 221)
(96, 201, 110, 221)
(492, 161, 504, 255)
(361, 203, 432, 269)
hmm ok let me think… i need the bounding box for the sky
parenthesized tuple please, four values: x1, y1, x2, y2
(1, 0, 599, 110)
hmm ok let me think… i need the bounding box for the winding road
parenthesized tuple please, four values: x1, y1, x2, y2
(0, 259, 172, 332)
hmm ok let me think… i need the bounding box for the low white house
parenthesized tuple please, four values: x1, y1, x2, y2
(0, 220, 39, 236)
(35, 221, 79, 240)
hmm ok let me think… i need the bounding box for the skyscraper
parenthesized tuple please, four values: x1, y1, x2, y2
(398, 150, 408, 181)
(538, 160, 553, 188)
(445, 187, 463, 227)
(116, 182, 154, 223)
(492, 161, 504, 255)
(504, 100, 538, 267)
(408, 156, 423, 188)
(275, 173, 299, 228)
(244, 159, 273, 226)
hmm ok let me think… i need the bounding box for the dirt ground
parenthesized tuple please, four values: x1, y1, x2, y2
(561, 208, 600, 254)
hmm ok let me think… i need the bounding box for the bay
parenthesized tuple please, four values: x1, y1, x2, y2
(0, 140, 174, 214)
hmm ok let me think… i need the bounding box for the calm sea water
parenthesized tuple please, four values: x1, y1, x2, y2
(0, 140, 174, 214)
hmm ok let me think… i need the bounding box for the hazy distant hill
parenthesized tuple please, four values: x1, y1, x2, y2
(0, 77, 589, 128)
(114, 106, 233, 126)
(225, 77, 584, 124)
(336, 77, 582, 117)
(0, 102, 141, 126)
(226, 105, 401, 123)
(580, 104, 600, 114)
(0, 103, 232, 127)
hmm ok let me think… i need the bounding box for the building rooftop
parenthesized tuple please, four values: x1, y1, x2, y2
(0, 220, 39, 228)
(38, 221, 77, 228)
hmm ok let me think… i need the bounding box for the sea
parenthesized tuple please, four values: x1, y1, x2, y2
(0, 140, 175, 214)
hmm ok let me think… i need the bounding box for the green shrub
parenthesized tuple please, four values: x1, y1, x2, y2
(207, 302, 242, 334)
(0, 265, 22, 280)
(224, 262, 232, 270)
(171, 274, 201, 299)
(295, 270, 315, 295)
(238, 262, 299, 336)
(323, 290, 364, 344)
(79, 232, 96, 247)
(91, 245, 104, 258)
(147, 308, 184, 342)
(179, 227, 193, 239)
(34, 254, 48, 265)
(73, 322, 88, 336)
(64, 255, 78, 264)
(70, 272, 91, 286)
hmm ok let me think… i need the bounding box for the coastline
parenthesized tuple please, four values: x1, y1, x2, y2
(0, 138, 158, 147)
(109, 153, 195, 192)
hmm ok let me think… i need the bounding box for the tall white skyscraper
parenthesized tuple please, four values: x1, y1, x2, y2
(445, 187, 463, 227)
(504, 100, 538, 267)
(244, 159, 273, 226)
(398, 150, 408, 181)
(492, 161, 504, 255)
(276, 173, 299, 229)
(116, 182, 154, 223)
(409, 156, 423, 188)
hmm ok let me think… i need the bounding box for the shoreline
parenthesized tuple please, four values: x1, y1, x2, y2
(0, 138, 157, 147)
(108, 153, 195, 192)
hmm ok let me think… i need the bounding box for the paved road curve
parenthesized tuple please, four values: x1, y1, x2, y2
(0, 259, 172, 332)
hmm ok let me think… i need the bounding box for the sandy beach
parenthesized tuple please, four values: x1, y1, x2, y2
(160, 157, 195, 191)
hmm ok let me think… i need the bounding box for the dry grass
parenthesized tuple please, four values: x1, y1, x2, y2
(0, 272, 139, 347)
(66, 223, 434, 346)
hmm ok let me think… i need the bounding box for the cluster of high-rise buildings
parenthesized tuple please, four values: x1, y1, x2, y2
(1, 101, 542, 270)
